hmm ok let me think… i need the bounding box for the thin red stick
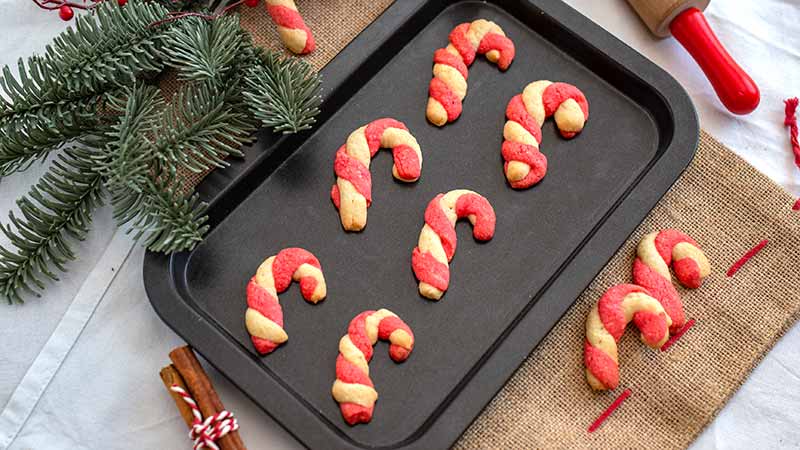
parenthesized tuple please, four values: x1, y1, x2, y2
(785, 98, 800, 171)
(793, 199, 800, 211)
(661, 318, 696, 352)
(588, 389, 631, 433)
(726, 239, 768, 277)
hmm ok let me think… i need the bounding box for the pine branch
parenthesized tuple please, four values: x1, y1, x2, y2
(163, 15, 245, 83)
(155, 81, 254, 174)
(0, 0, 170, 177)
(100, 82, 216, 253)
(0, 147, 104, 303)
(243, 51, 322, 134)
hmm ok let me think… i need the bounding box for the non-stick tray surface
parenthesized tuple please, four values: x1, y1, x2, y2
(144, 1, 698, 449)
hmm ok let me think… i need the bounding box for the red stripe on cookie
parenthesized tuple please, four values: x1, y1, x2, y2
(542, 82, 589, 119)
(632, 259, 685, 333)
(364, 118, 408, 156)
(632, 311, 670, 347)
(266, 5, 315, 54)
(411, 247, 450, 292)
(424, 194, 457, 260)
(334, 145, 372, 204)
(506, 95, 543, 143)
(378, 316, 414, 362)
(584, 340, 619, 390)
(273, 248, 320, 293)
(477, 32, 515, 70)
(454, 193, 496, 241)
(502, 141, 548, 184)
(246, 279, 283, 325)
(433, 48, 468, 79)
(429, 77, 463, 122)
(392, 145, 421, 180)
(347, 311, 376, 362)
(448, 23, 475, 66)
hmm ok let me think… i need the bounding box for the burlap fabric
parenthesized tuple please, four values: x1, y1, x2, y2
(207, 2, 800, 448)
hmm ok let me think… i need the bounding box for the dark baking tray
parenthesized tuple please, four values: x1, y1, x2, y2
(144, 1, 698, 449)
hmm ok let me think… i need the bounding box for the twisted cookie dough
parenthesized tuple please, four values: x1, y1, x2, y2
(427, 19, 516, 126)
(265, 0, 315, 54)
(331, 118, 423, 232)
(245, 248, 326, 355)
(502, 80, 589, 189)
(332, 309, 414, 425)
(412, 189, 496, 300)
(633, 229, 710, 333)
(585, 284, 671, 391)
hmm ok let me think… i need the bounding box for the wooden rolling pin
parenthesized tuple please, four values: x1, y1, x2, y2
(626, 0, 760, 115)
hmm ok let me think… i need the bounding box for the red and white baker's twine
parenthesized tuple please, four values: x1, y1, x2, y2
(169, 385, 239, 450)
(426, 19, 515, 126)
(246, 247, 327, 355)
(266, 0, 315, 54)
(502, 80, 589, 189)
(785, 97, 800, 173)
(412, 189, 496, 300)
(331, 118, 423, 232)
(332, 309, 414, 425)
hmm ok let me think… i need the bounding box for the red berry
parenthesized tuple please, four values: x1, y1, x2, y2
(59, 5, 74, 21)
(244, 0, 259, 7)
(118, 0, 127, 5)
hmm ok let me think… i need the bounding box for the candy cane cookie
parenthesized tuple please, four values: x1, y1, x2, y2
(245, 248, 326, 355)
(585, 284, 671, 391)
(502, 81, 589, 188)
(426, 19, 516, 126)
(633, 229, 711, 333)
(265, 0, 315, 55)
(332, 309, 414, 425)
(412, 190, 496, 300)
(331, 118, 423, 232)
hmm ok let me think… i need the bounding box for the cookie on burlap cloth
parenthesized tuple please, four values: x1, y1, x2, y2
(455, 131, 800, 449)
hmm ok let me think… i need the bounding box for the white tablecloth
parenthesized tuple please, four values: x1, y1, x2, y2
(1, 1, 798, 448)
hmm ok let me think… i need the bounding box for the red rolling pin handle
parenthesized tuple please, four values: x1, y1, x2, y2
(669, 8, 760, 115)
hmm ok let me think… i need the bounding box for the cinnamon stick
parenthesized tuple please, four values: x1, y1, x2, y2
(159, 364, 195, 429)
(169, 345, 247, 450)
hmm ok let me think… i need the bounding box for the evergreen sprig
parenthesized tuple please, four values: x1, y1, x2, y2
(0, 0, 324, 303)
(0, 147, 104, 303)
(243, 51, 322, 134)
(0, 0, 171, 177)
(164, 15, 245, 82)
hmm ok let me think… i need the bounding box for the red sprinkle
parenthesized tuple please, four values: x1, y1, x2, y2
(785, 98, 800, 172)
(793, 199, 800, 211)
(726, 239, 768, 277)
(588, 389, 631, 433)
(660, 318, 696, 352)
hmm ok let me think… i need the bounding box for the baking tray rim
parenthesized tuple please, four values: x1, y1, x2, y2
(144, 1, 700, 449)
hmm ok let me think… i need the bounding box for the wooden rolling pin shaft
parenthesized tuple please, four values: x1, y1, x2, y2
(626, 0, 760, 115)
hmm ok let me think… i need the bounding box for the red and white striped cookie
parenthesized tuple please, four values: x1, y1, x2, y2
(245, 248, 326, 355)
(331, 118, 423, 232)
(584, 284, 671, 391)
(426, 19, 515, 126)
(502, 80, 589, 189)
(633, 229, 710, 333)
(332, 309, 414, 425)
(412, 189, 496, 300)
(265, 0, 315, 55)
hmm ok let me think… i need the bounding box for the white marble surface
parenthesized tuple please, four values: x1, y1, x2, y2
(0, 0, 798, 448)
